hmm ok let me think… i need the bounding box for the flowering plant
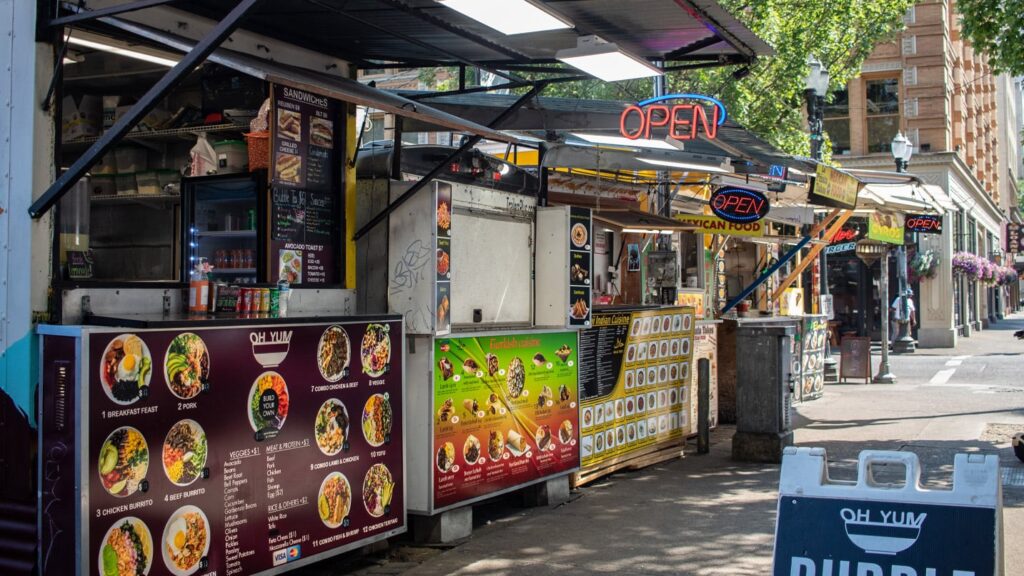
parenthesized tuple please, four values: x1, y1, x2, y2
(998, 266, 1020, 286)
(951, 251, 982, 279)
(909, 250, 940, 282)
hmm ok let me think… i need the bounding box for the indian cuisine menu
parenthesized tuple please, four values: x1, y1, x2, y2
(432, 331, 580, 510)
(86, 320, 404, 576)
(577, 307, 695, 469)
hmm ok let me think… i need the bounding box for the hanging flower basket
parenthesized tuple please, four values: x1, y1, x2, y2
(909, 249, 940, 282)
(952, 251, 982, 279)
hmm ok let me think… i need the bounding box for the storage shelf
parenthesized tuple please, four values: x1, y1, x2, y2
(63, 123, 244, 146)
(196, 230, 257, 238)
(209, 268, 256, 274)
(92, 193, 181, 206)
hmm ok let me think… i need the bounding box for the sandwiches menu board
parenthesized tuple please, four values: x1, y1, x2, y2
(432, 331, 580, 511)
(577, 307, 695, 470)
(56, 319, 404, 576)
(270, 84, 341, 285)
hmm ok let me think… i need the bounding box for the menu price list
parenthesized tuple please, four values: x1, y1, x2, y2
(798, 316, 828, 401)
(432, 331, 580, 510)
(567, 207, 592, 327)
(578, 308, 696, 469)
(435, 183, 452, 336)
(271, 188, 337, 286)
(87, 320, 404, 576)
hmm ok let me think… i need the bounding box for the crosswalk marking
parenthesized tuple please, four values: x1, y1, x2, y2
(929, 368, 957, 385)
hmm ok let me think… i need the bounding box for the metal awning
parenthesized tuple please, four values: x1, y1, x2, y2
(162, 0, 773, 68)
(546, 192, 696, 231)
(395, 92, 800, 173)
(100, 17, 523, 143)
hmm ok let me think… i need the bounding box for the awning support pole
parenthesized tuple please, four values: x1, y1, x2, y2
(720, 209, 844, 314)
(721, 238, 809, 315)
(29, 0, 263, 219)
(351, 82, 547, 242)
(770, 210, 854, 303)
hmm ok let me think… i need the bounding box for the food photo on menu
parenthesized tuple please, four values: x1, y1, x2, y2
(279, 249, 303, 284)
(100, 334, 152, 404)
(277, 109, 302, 141)
(275, 152, 302, 184)
(310, 116, 334, 148)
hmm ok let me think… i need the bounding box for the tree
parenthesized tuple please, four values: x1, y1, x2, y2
(413, 2, 913, 157)
(516, 0, 913, 157)
(956, 0, 1024, 75)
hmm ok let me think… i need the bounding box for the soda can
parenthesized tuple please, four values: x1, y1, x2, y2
(243, 287, 255, 313)
(260, 287, 271, 313)
(269, 288, 280, 316)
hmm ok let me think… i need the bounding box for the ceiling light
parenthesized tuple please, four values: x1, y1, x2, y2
(571, 133, 678, 151)
(623, 228, 674, 235)
(635, 157, 731, 173)
(66, 35, 179, 67)
(437, 0, 572, 35)
(556, 35, 662, 82)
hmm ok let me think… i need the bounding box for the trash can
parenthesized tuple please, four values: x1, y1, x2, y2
(732, 323, 795, 463)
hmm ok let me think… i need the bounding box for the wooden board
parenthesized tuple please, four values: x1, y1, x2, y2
(839, 336, 871, 384)
(571, 442, 685, 488)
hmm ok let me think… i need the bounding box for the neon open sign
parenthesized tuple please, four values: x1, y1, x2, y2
(620, 94, 727, 141)
(710, 186, 770, 224)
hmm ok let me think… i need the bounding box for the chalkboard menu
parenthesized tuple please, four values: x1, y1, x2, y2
(839, 336, 871, 384)
(270, 84, 341, 285)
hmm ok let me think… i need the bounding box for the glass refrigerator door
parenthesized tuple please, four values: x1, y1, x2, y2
(185, 174, 263, 284)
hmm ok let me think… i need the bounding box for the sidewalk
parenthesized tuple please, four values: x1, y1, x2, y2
(300, 317, 1024, 576)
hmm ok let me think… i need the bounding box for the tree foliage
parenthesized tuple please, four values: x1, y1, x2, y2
(957, 0, 1024, 76)
(412, 2, 913, 156)
(514, 0, 913, 156)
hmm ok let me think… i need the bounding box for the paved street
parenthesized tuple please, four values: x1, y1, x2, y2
(303, 314, 1024, 576)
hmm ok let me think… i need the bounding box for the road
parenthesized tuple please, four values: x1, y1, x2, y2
(300, 314, 1024, 576)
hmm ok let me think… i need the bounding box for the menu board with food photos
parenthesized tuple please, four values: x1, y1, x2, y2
(796, 315, 828, 401)
(270, 84, 341, 285)
(568, 207, 592, 327)
(577, 307, 695, 470)
(435, 183, 452, 336)
(59, 319, 404, 576)
(432, 330, 579, 511)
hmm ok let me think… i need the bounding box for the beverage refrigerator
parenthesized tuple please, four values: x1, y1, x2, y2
(182, 171, 267, 284)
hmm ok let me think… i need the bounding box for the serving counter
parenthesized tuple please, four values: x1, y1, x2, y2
(38, 313, 405, 576)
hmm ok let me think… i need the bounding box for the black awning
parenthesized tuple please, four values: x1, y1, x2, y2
(103, 17, 523, 143)
(164, 0, 773, 67)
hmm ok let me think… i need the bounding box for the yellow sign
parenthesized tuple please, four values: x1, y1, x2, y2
(810, 164, 861, 209)
(579, 307, 696, 469)
(675, 214, 764, 237)
(677, 292, 705, 319)
(868, 211, 905, 245)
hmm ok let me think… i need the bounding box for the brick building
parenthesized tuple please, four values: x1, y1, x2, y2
(823, 0, 1023, 347)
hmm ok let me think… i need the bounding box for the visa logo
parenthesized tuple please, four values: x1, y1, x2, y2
(272, 548, 289, 566)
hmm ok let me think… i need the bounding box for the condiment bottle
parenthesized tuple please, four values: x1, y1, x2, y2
(188, 258, 212, 314)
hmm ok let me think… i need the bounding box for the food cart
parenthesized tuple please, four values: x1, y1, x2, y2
(356, 145, 583, 535)
(37, 32, 524, 574)
(39, 316, 404, 576)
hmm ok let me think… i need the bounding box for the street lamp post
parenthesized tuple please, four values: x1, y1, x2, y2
(857, 241, 896, 383)
(891, 132, 916, 354)
(805, 56, 839, 378)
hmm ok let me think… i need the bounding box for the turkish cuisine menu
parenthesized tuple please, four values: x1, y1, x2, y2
(432, 331, 580, 511)
(86, 319, 403, 576)
(577, 307, 695, 469)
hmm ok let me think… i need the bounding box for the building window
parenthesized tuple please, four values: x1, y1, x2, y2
(823, 88, 851, 155)
(865, 77, 900, 153)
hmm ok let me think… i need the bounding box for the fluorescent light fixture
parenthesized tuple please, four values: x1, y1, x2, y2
(571, 133, 678, 151)
(66, 35, 179, 67)
(437, 0, 572, 35)
(635, 157, 731, 174)
(623, 228, 674, 235)
(556, 35, 662, 82)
